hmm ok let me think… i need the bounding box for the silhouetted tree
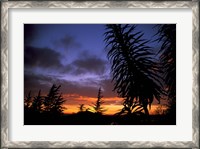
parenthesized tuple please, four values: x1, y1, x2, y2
(104, 24, 164, 116)
(31, 90, 43, 113)
(43, 84, 66, 116)
(92, 87, 106, 114)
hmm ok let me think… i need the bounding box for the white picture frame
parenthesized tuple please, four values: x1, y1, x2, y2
(1, 1, 199, 148)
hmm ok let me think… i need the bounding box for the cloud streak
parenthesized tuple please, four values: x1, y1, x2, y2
(24, 71, 119, 101)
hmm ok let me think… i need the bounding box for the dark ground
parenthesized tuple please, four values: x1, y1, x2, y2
(24, 111, 176, 125)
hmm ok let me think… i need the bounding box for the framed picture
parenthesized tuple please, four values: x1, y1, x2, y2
(1, 1, 199, 148)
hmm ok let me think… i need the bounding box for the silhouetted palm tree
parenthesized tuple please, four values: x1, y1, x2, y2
(104, 24, 164, 115)
(154, 24, 176, 100)
(154, 24, 176, 121)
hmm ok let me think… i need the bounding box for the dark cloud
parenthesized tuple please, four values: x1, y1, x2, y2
(71, 56, 108, 75)
(24, 46, 63, 69)
(24, 45, 108, 76)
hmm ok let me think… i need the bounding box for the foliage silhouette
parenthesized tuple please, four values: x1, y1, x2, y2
(165, 98, 176, 123)
(24, 84, 66, 124)
(154, 24, 176, 100)
(24, 91, 32, 110)
(78, 104, 86, 112)
(154, 24, 176, 122)
(104, 24, 164, 116)
(43, 84, 66, 116)
(116, 100, 144, 116)
(31, 90, 43, 113)
(91, 87, 106, 114)
(24, 83, 175, 125)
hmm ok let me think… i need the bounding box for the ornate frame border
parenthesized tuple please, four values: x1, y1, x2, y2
(1, 1, 199, 148)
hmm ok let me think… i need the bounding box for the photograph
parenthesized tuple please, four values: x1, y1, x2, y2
(24, 24, 176, 125)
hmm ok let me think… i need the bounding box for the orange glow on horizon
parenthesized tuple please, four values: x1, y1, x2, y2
(62, 94, 124, 115)
(62, 93, 167, 115)
(63, 104, 124, 115)
(63, 104, 167, 115)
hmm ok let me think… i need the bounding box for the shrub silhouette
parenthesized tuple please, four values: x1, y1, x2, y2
(104, 24, 164, 116)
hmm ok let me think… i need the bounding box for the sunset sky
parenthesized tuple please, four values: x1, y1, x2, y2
(24, 24, 165, 115)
